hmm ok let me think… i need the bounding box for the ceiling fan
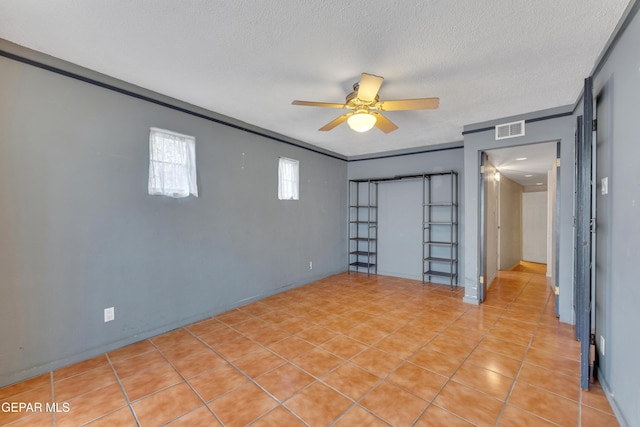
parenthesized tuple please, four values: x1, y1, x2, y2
(292, 72, 439, 134)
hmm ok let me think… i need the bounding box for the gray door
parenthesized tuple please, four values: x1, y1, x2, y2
(575, 77, 594, 390)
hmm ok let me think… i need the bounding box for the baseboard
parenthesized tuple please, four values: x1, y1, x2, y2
(463, 296, 480, 305)
(596, 367, 630, 427)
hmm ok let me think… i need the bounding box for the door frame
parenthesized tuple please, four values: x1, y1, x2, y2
(555, 141, 561, 317)
(478, 151, 488, 302)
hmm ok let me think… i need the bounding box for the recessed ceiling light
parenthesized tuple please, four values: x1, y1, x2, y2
(536, 182, 543, 185)
(524, 174, 533, 177)
(516, 157, 527, 161)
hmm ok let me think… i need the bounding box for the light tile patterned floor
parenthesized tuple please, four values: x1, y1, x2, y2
(0, 263, 619, 426)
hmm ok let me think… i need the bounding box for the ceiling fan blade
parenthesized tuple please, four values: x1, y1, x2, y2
(379, 98, 440, 111)
(357, 73, 384, 102)
(292, 100, 346, 109)
(371, 112, 398, 133)
(319, 113, 351, 131)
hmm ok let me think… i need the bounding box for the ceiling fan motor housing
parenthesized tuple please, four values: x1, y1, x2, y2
(345, 90, 379, 111)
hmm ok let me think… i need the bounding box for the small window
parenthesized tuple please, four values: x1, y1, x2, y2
(148, 128, 198, 198)
(278, 157, 299, 200)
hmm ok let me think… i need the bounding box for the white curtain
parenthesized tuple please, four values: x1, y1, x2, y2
(278, 157, 299, 200)
(148, 128, 198, 198)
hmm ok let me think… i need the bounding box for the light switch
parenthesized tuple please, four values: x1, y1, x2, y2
(104, 307, 115, 322)
(601, 177, 608, 195)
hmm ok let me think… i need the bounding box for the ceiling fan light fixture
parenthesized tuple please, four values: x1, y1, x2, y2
(347, 111, 376, 132)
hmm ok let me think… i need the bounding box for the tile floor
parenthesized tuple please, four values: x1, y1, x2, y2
(0, 262, 619, 426)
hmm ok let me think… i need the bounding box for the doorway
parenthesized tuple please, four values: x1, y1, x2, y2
(482, 141, 559, 293)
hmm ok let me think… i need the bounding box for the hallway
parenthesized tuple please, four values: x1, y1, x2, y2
(0, 265, 618, 426)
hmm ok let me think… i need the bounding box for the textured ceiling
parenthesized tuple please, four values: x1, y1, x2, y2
(0, 0, 631, 157)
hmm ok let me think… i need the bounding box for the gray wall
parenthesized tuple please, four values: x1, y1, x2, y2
(462, 112, 575, 321)
(547, 166, 557, 278)
(484, 159, 499, 288)
(592, 4, 640, 425)
(377, 180, 423, 280)
(521, 191, 548, 264)
(348, 148, 464, 285)
(0, 50, 347, 387)
(498, 175, 523, 270)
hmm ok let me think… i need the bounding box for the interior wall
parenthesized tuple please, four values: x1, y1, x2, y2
(591, 4, 640, 425)
(522, 191, 548, 263)
(377, 180, 422, 280)
(547, 166, 557, 278)
(348, 148, 464, 285)
(0, 50, 347, 387)
(484, 160, 499, 288)
(498, 175, 523, 270)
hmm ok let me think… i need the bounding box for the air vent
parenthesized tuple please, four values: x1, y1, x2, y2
(495, 120, 525, 140)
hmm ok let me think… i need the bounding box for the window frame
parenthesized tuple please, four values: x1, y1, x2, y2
(148, 127, 198, 198)
(278, 157, 299, 201)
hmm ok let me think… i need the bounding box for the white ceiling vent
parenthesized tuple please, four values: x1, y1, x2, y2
(495, 120, 525, 140)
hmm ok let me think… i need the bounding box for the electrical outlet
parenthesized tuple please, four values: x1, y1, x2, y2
(600, 335, 605, 356)
(309, 261, 313, 270)
(601, 177, 608, 195)
(104, 307, 115, 323)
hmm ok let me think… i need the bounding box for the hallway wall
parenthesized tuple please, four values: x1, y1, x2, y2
(484, 159, 499, 288)
(498, 175, 523, 270)
(522, 191, 547, 264)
